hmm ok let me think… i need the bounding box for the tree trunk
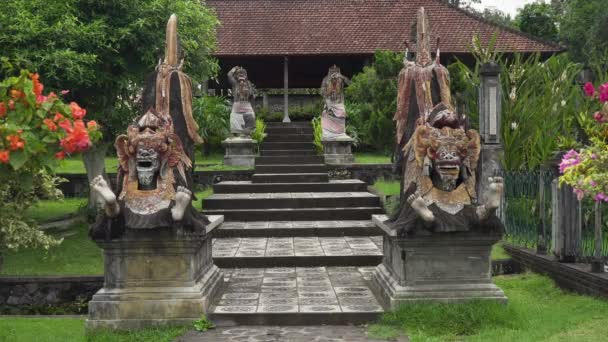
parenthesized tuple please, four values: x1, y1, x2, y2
(83, 143, 111, 212)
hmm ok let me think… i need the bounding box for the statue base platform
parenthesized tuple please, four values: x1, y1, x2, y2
(222, 137, 256, 168)
(85, 216, 224, 331)
(322, 136, 354, 165)
(371, 215, 507, 308)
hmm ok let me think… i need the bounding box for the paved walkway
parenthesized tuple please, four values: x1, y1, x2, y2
(175, 326, 403, 342)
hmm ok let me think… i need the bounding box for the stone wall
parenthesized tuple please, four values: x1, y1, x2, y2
(0, 276, 102, 312)
(504, 244, 608, 298)
(328, 164, 395, 185)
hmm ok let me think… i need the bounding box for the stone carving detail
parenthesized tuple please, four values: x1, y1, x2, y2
(389, 7, 503, 236)
(89, 109, 208, 239)
(320, 65, 351, 139)
(142, 14, 202, 167)
(228, 66, 256, 137)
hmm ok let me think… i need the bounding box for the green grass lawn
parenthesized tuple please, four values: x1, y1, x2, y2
(55, 152, 248, 174)
(373, 179, 400, 197)
(354, 152, 391, 164)
(25, 198, 87, 222)
(369, 273, 608, 341)
(0, 317, 188, 342)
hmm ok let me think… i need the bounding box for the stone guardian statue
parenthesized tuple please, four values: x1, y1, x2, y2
(228, 66, 256, 137)
(320, 65, 351, 139)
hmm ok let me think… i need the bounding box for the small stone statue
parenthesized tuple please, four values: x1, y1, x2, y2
(89, 109, 208, 239)
(320, 65, 351, 139)
(228, 66, 256, 137)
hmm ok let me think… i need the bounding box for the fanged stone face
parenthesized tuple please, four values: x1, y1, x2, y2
(431, 144, 463, 192)
(136, 147, 160, 189)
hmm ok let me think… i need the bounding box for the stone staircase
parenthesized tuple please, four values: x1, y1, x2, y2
(204, 121, 386, 325)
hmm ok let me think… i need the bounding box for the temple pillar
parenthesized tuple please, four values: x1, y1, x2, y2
(477, 62, 504, 211)
(283, 56, 291, 123)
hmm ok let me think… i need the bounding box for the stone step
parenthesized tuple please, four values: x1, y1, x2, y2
(264, 134, 313, 143)
(260, 142, 315, 150)
(255, 164, 327, 174)
(204, 192, 380, 210)
(265, 127, 313, 135)
(261, 150, 317, 156)
(209, 267, 384, 325)
(212, 237, 383, 268)
(213, 180, 369, 194)
(256, 156, 324, 165)
(214, 220, 382, 238)
(265, 121, 312, 128)
(251, 173, 329, 183)
(203, 207, 383, 221)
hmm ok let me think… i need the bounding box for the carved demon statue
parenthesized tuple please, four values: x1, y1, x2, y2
(389, 7, 503, 236)
(320, 65, 351, 138)
(89, 109, 208, 239)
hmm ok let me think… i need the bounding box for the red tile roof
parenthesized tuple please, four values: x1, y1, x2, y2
(206, 0, 562, 57)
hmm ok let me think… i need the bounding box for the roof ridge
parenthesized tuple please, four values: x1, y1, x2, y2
(430, 0, 564, 51)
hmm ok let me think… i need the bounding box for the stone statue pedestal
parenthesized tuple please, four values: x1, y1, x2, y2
(86, 216, 224, 331)
(222, 137, 256, 168)
(322, 136, 354, 165)
(371, 215, 507, 308)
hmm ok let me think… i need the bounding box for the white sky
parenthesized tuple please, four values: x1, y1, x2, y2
(471, 0, 549, 17)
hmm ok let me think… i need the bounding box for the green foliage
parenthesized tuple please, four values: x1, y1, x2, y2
(346, 50, 403, 152)
(192, 95, 230, 151)
(311, 116, 323, 154)
(559, 0, 608, 67)
(516, 2, 559, 42)
(373, 179, 400, 197)
(369, 273, 608, 341)
(251, 118, 266, 146)
(193, 314, 215, 332)
(353, 152, 391, 164)
(257, 101, 323, 122)
(0, 0, 219, 140)
(449, 52, 584, 171)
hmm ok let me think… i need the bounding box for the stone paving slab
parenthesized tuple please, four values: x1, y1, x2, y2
(213, 237, 383, 258)
(211, 267, 383, 316)
(219, 220, 377, 231)
(175, 325, 396, 342)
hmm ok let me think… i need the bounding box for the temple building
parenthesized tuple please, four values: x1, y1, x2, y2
(206, 0, 562, 113)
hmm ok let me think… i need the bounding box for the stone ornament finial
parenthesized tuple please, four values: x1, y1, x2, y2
(164, 14, 179, 67)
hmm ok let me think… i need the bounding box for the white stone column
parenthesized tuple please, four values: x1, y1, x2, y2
(283, 56, 291, 123)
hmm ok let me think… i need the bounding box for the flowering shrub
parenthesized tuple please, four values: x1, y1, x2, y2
(0, 71, 100, 170)
(559, 82, 608, 202)
(0, 71, 101, 269)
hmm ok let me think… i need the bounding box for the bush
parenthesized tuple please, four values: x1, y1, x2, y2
(192, 95, 230, 153)
(0, 71, 100, 271)
(346, 50, 403, 152)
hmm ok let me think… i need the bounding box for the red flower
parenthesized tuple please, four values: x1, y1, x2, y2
(60, 120, 91, 153)
(0, 102, 6, 118)
(69, 102, 86, 119)
(8, 100, 15, 110)
(43, 118, 57, 131)
(31, 73, 44, 97)
(600, 83, 608, 103)
(58, 119, 72, 133)
(6, 134, 25, 151)
(10, 89, 24, 100)
(53, 112, 64, 122)
(61, 90, 70, 95)
(583, 82, 596, 97)
(0, 150, 9, 164)
(54, 151, 66, 160)
(87, 120, 98, 130)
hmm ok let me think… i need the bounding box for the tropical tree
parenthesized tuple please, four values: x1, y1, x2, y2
(516, 2, 559, 42)
(0, 0, 219, 207)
